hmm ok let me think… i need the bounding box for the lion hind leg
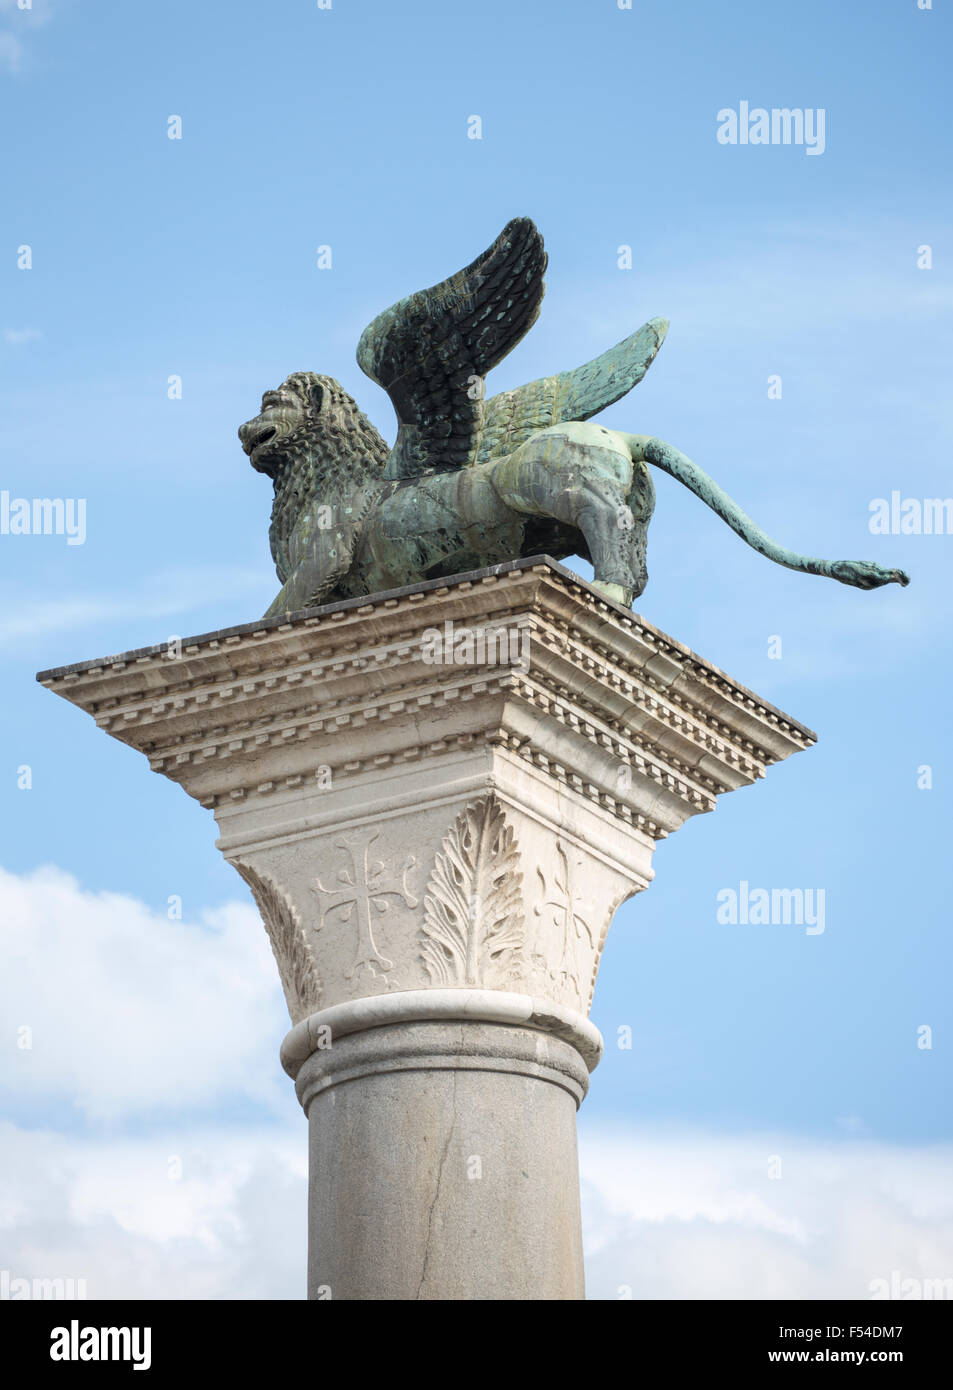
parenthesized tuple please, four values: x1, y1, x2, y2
(528, 471, 645, 606)
(575, 487, 648, 606)
(492, 425, 650, 607)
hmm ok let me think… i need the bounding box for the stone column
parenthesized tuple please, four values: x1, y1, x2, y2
(287, 995, 596, 1299)
(38, 557, 814, 1300)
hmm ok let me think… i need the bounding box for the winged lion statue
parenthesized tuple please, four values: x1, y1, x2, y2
(239, 218, 908, 615)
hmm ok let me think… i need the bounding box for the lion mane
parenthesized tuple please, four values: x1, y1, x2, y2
(263, 372, 390, 584)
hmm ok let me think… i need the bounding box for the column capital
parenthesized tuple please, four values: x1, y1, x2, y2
(38, 557, 815, 1028)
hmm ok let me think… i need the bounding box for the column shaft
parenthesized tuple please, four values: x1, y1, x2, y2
(294, 1017, 590, 1300)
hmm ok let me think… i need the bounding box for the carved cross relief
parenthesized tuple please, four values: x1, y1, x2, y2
(535, 841, 596, 998)
(312, 830, 418, 981)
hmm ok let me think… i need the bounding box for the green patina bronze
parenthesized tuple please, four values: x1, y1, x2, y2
(239, 218, 909, 615)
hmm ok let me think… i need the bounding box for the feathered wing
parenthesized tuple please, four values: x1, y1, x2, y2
(356, 217, 547, 479)
(476, 316, 669, 466)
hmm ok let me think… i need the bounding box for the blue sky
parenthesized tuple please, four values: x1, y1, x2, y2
(2, 0, 951, 1298)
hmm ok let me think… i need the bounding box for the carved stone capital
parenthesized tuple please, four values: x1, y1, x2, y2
(38, 557, 815, 1032)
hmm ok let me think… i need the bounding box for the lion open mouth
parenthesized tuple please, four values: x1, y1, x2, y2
(241, 422, 278, 456)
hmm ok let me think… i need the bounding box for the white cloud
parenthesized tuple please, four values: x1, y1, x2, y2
(0, 864, 291, 1122)
(2, 328, 42, 345)
(0, 565, 270, 644)
(0, 1122, 306, 1299)
(0, 0, 53, 24)
(0, 0, 53, 73)
(555, 219, 953, 353)
(0, 31, 20, 71)
(580, 1125, 953, 1300)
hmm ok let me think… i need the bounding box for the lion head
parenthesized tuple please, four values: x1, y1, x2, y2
(240, 372, 390, 584)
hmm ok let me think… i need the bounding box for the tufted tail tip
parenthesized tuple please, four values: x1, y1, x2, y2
(830, 560, 912, 590)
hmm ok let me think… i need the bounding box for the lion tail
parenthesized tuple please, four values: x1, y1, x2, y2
(624, 435, 909, 591)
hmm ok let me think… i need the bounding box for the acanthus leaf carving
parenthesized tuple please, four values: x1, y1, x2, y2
(421, 794, 524, 986)
(234, 861, 322, 1023)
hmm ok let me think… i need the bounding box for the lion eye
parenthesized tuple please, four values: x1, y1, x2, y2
(310, 385, 324, 413)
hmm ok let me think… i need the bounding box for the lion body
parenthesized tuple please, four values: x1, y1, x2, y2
(261, 412, 656, 616)
(244, 371, 908, 615)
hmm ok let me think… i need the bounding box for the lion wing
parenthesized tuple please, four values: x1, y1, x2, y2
(356, 217, 547, 480)
(476, 317, 668, 466)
